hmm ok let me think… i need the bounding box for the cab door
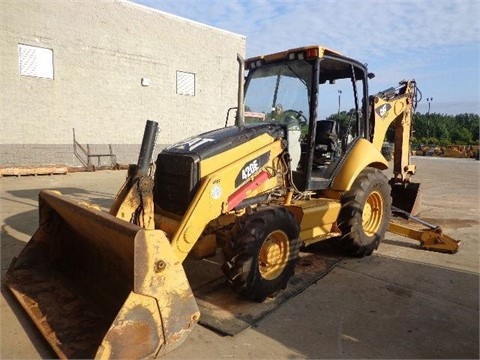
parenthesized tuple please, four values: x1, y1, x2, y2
(292, 56, 369, 191)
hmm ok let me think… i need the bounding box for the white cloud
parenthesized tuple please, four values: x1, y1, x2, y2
(139, 0, 479, 57)
(133, 0, 479, 114)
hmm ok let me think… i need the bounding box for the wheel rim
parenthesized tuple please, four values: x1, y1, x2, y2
(362, 190, 384, 236)
(258, 230, 290, 280)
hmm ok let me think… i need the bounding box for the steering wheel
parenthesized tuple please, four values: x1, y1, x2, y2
(283, 109, 308, 124)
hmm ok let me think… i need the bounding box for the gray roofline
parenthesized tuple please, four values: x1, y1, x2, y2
(117, 0, 246, 40)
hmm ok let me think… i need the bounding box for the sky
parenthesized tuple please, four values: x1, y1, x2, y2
(132, 0, 479, 116)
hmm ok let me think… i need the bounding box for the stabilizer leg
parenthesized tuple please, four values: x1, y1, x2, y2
(388, 206, 460, 253)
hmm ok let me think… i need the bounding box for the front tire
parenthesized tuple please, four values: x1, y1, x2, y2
(222, 206, 301, 302)
(337, 168, 391, 257)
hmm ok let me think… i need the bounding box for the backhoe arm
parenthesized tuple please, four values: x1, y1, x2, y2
(370, 79, 417, 183)
(370, 80, 421, 214)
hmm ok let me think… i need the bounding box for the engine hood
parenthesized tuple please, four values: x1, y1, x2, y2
(162, 123, 284, 160)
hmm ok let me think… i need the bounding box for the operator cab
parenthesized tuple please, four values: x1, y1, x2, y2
(244, 46, 370, 191)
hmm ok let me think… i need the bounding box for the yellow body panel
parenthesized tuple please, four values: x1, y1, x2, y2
(200, 132, 280, 177)
(371, 95, 409, 150)
(288, 199, 342, 243)
(331, 138, 388, 191)
(172, 136, 285, 261)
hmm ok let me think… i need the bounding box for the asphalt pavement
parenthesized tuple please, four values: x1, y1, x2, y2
(1, 156, 478, 359)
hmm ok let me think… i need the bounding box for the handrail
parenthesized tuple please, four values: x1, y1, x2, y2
(73, 128, 118, 171)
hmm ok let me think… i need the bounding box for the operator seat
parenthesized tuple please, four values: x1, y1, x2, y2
(315, 120, 338, 153)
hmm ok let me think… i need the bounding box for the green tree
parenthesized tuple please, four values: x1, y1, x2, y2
(412, 112, 478, 145)
(324, 110, 479, 146)
(327, 110, 356, 138)
(451, 127, 472, 144)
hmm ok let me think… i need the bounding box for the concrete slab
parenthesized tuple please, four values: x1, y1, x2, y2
(186, 250, 342, 336)
(251, 261, 478, 359)
(0, 157, 479, 359)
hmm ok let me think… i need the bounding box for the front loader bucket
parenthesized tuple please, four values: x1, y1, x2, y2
(4, 190, 199, 359)
(391, 182, 421, 216)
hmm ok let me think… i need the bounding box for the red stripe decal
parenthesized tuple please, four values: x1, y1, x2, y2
(227, 171, 270, 211)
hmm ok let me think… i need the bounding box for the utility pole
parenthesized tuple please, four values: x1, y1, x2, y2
(427, 97, 433, 116)
(337, 90, 342, 117)
(426, 97, 433, 144)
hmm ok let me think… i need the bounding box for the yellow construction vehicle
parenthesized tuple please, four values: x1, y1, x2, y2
(443, 144, 478, 158)
(5, 45, 459, 359)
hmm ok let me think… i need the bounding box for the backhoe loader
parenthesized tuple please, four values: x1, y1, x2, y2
(4, 45, 459, 359)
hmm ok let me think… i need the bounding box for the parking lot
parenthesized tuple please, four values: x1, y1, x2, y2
(1, 156, 479, 359)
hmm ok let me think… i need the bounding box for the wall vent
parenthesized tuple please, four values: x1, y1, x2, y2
(176, 71, 195, 96)
(18, 44, 54, 79)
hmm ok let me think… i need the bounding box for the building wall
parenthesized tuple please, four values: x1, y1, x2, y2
(0, 0, 246, 167)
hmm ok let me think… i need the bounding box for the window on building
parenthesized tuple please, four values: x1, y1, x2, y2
(176, 71, 195, 96)
(18, 44, 54, 79)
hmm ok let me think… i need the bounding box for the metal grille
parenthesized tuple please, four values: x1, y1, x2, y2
(154, 153, 199, 215)
(18, 44, 54, 79)
(176, 71, 195, 96)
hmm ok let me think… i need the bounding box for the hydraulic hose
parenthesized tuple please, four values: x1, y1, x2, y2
(137, 120, 159, 176)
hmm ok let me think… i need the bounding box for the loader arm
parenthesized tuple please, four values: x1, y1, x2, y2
(109, 120, 158, 229)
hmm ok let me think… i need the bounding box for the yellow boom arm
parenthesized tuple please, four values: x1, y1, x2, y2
(370, 79, 417, 183)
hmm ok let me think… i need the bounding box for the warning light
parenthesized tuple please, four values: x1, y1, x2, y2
(306, 48, 319, 58)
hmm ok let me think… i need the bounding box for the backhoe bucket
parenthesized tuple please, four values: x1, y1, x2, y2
(391, 182, 421, 216)
(4, 190, 199, 359)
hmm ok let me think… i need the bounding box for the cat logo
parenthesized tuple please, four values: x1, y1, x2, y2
(168, 137, 214, 151)
(375, 103, 392, 118)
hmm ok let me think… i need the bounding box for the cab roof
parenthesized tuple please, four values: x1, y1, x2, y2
(246, 45, 343, 64)
(245, 45, 368, 82)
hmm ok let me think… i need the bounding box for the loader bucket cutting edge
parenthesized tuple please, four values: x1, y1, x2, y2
(4, 190, 199, 359)
(391, 182, 421, 216)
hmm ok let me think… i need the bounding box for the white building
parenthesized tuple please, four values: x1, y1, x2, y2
(0, 0, 246, 168)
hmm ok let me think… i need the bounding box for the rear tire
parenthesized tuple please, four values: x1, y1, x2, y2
(337, 167, 391, 257)
(222, 206, 301, 302)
